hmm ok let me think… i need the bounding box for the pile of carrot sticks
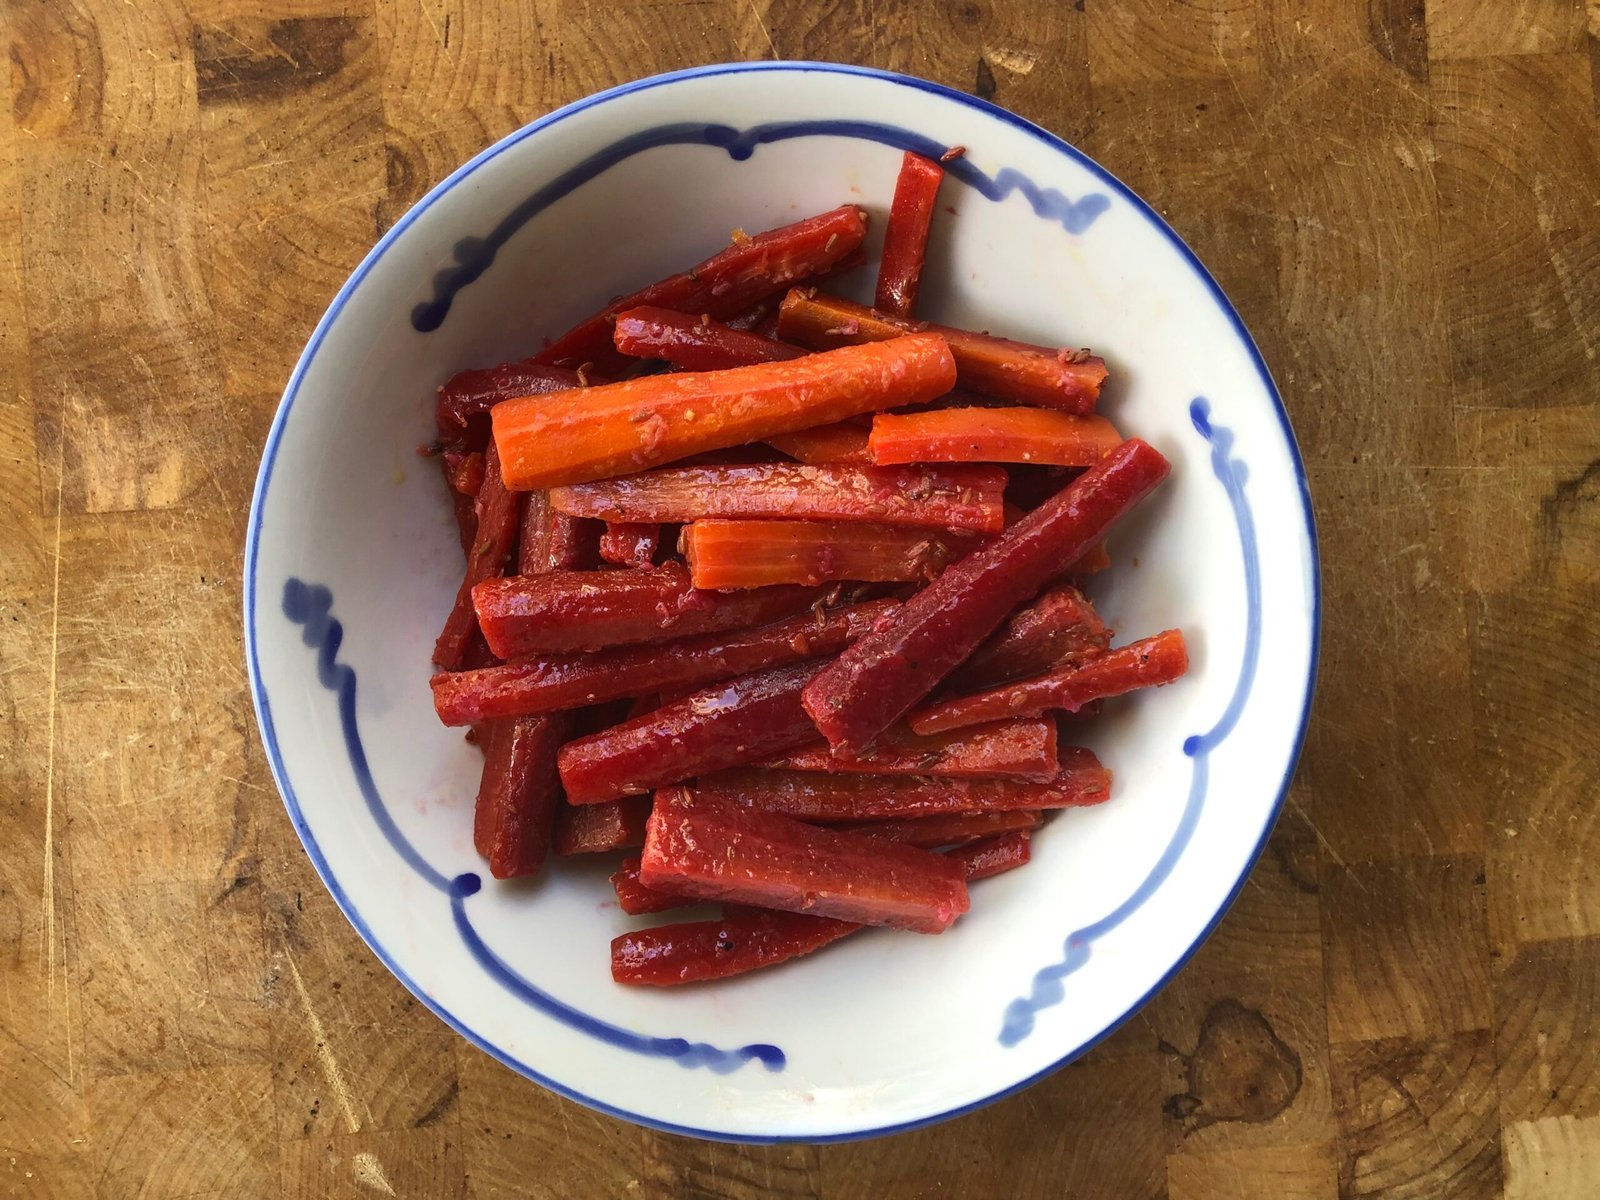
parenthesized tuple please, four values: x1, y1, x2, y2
(425, 152, 1188, 986)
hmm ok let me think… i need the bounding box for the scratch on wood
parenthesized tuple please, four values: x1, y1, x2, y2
(353, 1150, 397, 1195)
(747, 0, 778, 59)
(41, 431, 65, 1001)
(285, 951, 366, 1133)
(1287, 796, 1367, 889)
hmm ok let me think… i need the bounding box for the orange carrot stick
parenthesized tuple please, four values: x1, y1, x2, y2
(778, 290, 1107, 413)
(869, 407, 1124, 467)
(682, 520, 977, 590)
(491, 334, 957, 490)
(765, 422, 874, 465)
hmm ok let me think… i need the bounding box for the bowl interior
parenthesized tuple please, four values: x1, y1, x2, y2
(247, 63, 1317, 1142)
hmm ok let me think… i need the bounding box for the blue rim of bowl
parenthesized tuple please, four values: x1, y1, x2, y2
(242, 59, 1322, 1144)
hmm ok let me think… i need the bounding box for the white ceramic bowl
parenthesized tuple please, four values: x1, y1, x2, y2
(245, 62, 1319, 1142)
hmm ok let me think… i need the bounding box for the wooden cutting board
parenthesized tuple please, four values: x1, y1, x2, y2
(2, 1, 1596, 1196)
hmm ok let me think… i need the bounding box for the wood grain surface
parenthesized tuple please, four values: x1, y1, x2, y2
(2, 1, 1596, 1196)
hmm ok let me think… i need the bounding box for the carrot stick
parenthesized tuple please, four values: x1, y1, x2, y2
(557, 661, 830, 804)
(599, 522, 659, 567)
(434, 443, 521, 670)
(949, 828, 1032, 879)
(762, 717, 1058, 780)
(493, 333, 957, 490)
(610, 829, 1030, 985)
(430, 598, 897, 725)
(1069, 542, 1111, 575)
(441, 451, 482, 555)
(943, 582, 1111, 693)
(869, 407, 1124, 467)
(611, 808, 1036, 915)
(448, 489, 477, 555)
(834, 810, 1042, 847)
(778, 290, 1107, 413)
(612, 854, 689, 915)
(436, 360, 584, 443)
(638, 789, 969, 933)
(533, 206, 868, 373)
(612, 306, 804, 371)
(518, 490, 597, 574)
(553, 795, 652, 856)
(911, 629, 1190, 734)
(765, 422, 874, 465)
(695, 747, 1111, 820)
(682, 519, 978, 589)
(612, 907, 861, 985)
(550, 463, 1006, 533)
(443, 449, 485, 496)
(801, 438, 1170, 751)
(731, 244, 868, 328)
(472, 714, 566, 878)
(876, 152, 944, 316)
(472, 561, 823, 657)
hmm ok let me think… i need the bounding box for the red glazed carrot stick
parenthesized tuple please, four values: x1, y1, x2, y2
(638, 789, 969, 933)
(612, 908, 861, 985)
(519, 491, 597, 575)
(836, 810, 1042, 847)
(696, 745, 1111, 819)
(436, 360, 585, 442)
(553, 794, 652, 857)
(443, 449, 485, 496)
(911, 629, 1190, 734)
(950, 828, 1033, 879)
(472, 561, 823, 658)
(534, 206, 868, 373)
(441, 450, 481, 554)
(434, 443, 521, 670)
(683, 520, 977, 590)
(876, 151, 944, 316)
(943, 582, 1111, 693)
(550, 463, 1007, 533)
(557, 662, 831, 804)
(612, 307, 805, 371)
(430, 599, 897, 725)
(612, 855, 688, 915)
(801, 438, 1170, 751)
(762, 717, 1058, 781)
(610, 828, 1030, 985)
(764, 422, 874, 465)
(472, 714, 566, 878)
(448, 489, 477, 555)
(492, 333, 958, 490)
(778, 290, 1107, 413)
(612, 809, 1036, 915)
(869, 408, 1124, 467)
(599, 522, 659, 567)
